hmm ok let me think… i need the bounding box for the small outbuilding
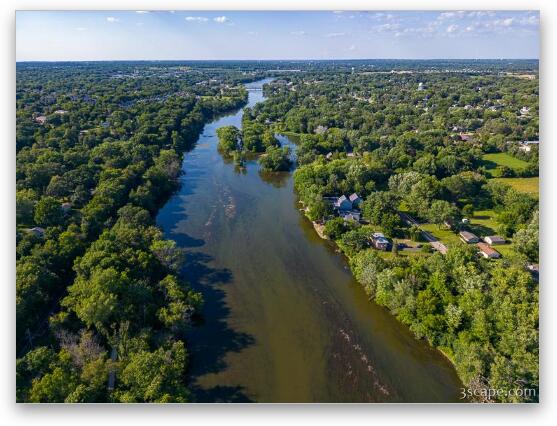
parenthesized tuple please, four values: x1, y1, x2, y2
(484, 235, 506, 245)
(477, 242, 501, 259)
(459, 231, 479, 244)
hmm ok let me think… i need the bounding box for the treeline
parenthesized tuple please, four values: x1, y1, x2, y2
(16, 63, 249, 402)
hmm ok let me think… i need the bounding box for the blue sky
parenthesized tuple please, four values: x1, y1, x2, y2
(16, 10, 539, 61)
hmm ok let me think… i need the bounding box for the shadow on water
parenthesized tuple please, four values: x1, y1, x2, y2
(179, 249, 255, 403)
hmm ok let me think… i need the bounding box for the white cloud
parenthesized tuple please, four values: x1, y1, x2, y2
(106, 17, 120, 23)
(446, 24, 459, 33)
(291, 30, 306, 36)
(325, 32, 346, 38)
(348, 45, 356, 51)
(135, 11, 149, 14)
(136, 22, 144, 27)
(75, 27, 86, 31)
(214, 16, 229, 24)
(185, 16, 208, 23)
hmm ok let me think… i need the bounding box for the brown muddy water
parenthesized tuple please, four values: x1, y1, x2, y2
(156, 79, 463, 403)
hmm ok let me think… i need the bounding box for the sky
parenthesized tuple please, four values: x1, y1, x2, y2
(16, 10, 540, 61)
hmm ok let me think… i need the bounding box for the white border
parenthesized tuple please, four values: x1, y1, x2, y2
(2, 0, 555, 424)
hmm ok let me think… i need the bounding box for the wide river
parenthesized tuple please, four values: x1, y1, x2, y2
(156, 79, 463, 403)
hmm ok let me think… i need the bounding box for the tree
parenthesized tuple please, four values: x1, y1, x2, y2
(513, 210, 539, 262)
(34, 196, 63, 227)
(16, 189, 37, 224)
(428, 200, 458, 228)
(216, 125, 241, 153)
(259, 145, 292, 172)
(116, 342, 190, 403)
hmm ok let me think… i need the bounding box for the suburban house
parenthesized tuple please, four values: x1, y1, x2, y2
(325, 152, 333, 160)
(334, 195, 352, 212)
(61, 202, 72, 213)
(484, 235, 506, 245)
(371, 232, 390, 251)
(520, 106, 530, 116)
(28, 227, 45, 238)
(519, 140, 540, 152)
(348, 193, 362, 208)
(34, 115, 47, 125)
(527, 263, 539, 281)
(341, 211, 361, 222)
(459, 132, 474, 142)
(477, 242, 501, 259)
(459, 231, 479, 244)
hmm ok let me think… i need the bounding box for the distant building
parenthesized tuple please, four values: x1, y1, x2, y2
(28, 227, 45, 238)
(484, 235, 506, 245)
(334, 195, 352, 212)
(54, 109, 68, 115)
(459, 231, 479, 244)
(61, 202, 72, 213)
(459, 132, 474, 142)
(519, 140, 540, 152)
(315, 125, 328, 135)
(34, 115, 47, 125)
(417, 82, 425, 91)
(527, 263, 539, 281)
(348, 193, 362, 208)
(325, 152, 333, 160)
(520, 106, 531, 116)
(477, 242, 501, 259)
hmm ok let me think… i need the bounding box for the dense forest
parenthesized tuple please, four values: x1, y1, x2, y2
(16, 62, 255, 402)
(245, 63, 539, 402)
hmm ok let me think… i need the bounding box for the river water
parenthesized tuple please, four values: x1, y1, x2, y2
(156, 79, 463, 403)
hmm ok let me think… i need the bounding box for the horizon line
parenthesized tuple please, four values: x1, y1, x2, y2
(16, 58, 540, 63)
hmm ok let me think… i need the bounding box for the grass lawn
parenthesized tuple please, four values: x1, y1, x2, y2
(469, 209, 517, 257)
(482, 153, 529, 177)
(493, 177, 539, 198)
(420, 223, 462, 245)
(467, 209, 499, 237)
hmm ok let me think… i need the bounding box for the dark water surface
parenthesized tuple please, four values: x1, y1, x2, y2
(156, 79, 463, 403)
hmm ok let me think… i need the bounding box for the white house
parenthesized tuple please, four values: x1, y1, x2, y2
(484, 235, 506, 245)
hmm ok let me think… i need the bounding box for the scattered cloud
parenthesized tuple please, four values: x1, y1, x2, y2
(446, 24, 459, 33)
(136, 22, 144, 27)
(185, 16, 208, 23)
(75, 27, 86, 31)
(214, 16, 229, 24)
(291, 30, 307, 36)
(106, 17, 120, 23)
(348, 44, 356, 51)
(135, 11, 149, 14)
(325, 32, 346, 38)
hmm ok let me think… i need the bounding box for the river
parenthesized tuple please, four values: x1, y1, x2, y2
(156, 78, 463, 403)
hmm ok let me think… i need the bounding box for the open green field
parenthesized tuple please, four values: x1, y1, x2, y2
(482, 153, 529, 177)
(420, 223, 462, 245)
(493, 177, 539, 198)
